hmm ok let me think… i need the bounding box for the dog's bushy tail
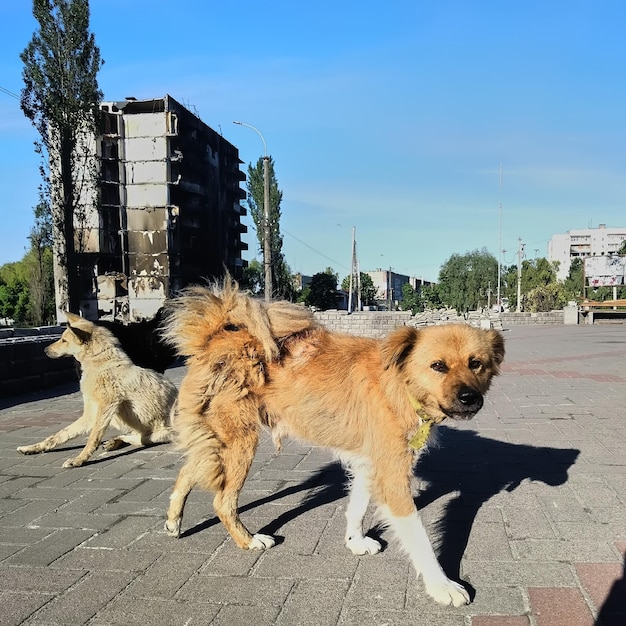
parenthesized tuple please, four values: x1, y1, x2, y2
(162, 276, 318, 362)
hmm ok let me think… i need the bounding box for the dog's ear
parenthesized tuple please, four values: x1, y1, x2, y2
(381, 326, 419, 370)
(64, 311, 82, 325)
(487, 329, 505, 367)
(64, 312, 92, 344)
(67, 324, 91, 344)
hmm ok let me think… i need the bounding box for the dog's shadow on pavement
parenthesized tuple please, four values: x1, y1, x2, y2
(182, 426, 580, 596)
(181, 462, 349, 540)
(414, 426, 580, 597)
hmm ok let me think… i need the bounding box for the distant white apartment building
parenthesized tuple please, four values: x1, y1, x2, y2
(548, 224, 626, 281)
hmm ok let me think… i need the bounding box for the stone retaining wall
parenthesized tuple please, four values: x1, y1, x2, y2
(500, 311, 564, 325)
(0, 328, 77, 399)
(313, 310, 413, 337)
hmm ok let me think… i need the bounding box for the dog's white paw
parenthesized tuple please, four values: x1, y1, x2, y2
(62, 457, 84, 468)
(248, 533, 275, 550)
(425, 577, 470, 607)
(164, 519, 181, 538)
(346, 535, 382, 555)
(17, 445, 46, 455)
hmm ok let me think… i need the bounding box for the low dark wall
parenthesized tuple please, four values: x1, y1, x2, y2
(0, 328, 77, 398)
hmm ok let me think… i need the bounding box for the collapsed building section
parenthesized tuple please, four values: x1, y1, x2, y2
(74, 95, 247, 322)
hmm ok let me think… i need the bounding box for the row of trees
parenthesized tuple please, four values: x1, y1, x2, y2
(0, 200, 55, 326)
(422, 246, 626, 315)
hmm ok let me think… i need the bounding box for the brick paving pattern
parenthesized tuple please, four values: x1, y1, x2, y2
(0, 324, 625, 625)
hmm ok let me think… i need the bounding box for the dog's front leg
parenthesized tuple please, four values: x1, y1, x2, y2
(17, 411, 94, 455)
(381, 503, 470, 607)
(62, 403, 117, 468)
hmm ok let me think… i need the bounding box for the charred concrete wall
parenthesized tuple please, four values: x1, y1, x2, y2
(72, 95, 247, 323)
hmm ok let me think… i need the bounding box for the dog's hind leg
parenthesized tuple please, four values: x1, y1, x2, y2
(61, 403, 118, 468)
(104, 427, 171, 451)
(342, 457, 382, 555)
(213, 430, 275, 550)
(17, 405, 95, 456)
(165, 462, 196, 538)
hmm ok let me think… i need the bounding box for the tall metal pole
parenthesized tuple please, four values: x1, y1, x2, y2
(233, 121, 272, 301)
(516, 237, 525, 312)
(497, 162, 502, 312)
(262, 155, 272, 302)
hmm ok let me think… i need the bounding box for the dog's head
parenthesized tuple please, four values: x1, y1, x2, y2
(382, 324, 505, 422)
(45, 312, 96, 360)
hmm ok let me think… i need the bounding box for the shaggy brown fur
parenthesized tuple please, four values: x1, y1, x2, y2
(163, 279, 504, 607)
(17, 312, 177, 468)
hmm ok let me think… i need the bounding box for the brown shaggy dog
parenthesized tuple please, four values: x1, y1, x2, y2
(162, 281, 504, 607)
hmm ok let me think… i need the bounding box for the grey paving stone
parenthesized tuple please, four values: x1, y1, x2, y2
(0, 566, 86, 593)
(274, 578, 351, 626)
(87, 597, 220, 626)
(83, 516, 160, 549)
(24, 570, 137, 625)
(0, 590, 54, 626)
(51, 547, 160, 572)
(5, 528, 94, 566)
(344, 559, 409, 609)
(175, 573, 294, 605)
(252, 551, 359, 580)
(123, 552, 208, 598)
(211, 604, 281, 626)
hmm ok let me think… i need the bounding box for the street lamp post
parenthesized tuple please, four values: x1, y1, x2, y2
(233, 120, 272, 302)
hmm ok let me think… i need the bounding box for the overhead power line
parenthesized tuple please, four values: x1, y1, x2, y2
(282, 228, 349, 271)
(0, 86, 20, 100)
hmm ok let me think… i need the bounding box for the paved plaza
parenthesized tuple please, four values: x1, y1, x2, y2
(0, 324, 625, 625)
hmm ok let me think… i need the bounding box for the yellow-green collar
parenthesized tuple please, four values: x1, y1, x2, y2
(407, 394, 434, 450)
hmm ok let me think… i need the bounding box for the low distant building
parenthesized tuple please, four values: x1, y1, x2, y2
(365, 269, 433, 309)
(69, 94, 247, 322)
(548, 224, 626, 281)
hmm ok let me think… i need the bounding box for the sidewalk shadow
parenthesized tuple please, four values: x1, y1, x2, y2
(180, 461, 348, 540)
(0, 380, 80, 410)
(414, 426, 580, 597)
(596, 553, 626, 625)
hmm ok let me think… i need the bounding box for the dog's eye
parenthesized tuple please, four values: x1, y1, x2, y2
(431, 360, 448, 373)
(224, 324, 240, 332)
(469, 358, 482, 370)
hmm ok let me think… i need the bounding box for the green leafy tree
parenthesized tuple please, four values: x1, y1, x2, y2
(521, 258, 557, 293)
(240, 258, 264, 295)
(421, 283, 443, 309)
(20, 0, 103, 319)
(0, 263, 30, 325)
(341, 272, 377, 307)
(26, 196, 55, 325)
(399, 283, 421, 314)
(501, 263, 519, 309)
(246, 156, 294, 300)
(524, 283, 566, 312)
(562, 257, 584, 302)
(305, 272, 339, 310)
(437, 248, 498, 311)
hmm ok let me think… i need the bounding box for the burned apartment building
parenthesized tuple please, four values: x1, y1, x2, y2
(73, 95, 248, 322)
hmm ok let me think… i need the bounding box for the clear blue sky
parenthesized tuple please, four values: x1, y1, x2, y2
(1, 0, 625, 282)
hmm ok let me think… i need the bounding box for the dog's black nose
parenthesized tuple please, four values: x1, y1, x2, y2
(458, 386, 482, 408)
